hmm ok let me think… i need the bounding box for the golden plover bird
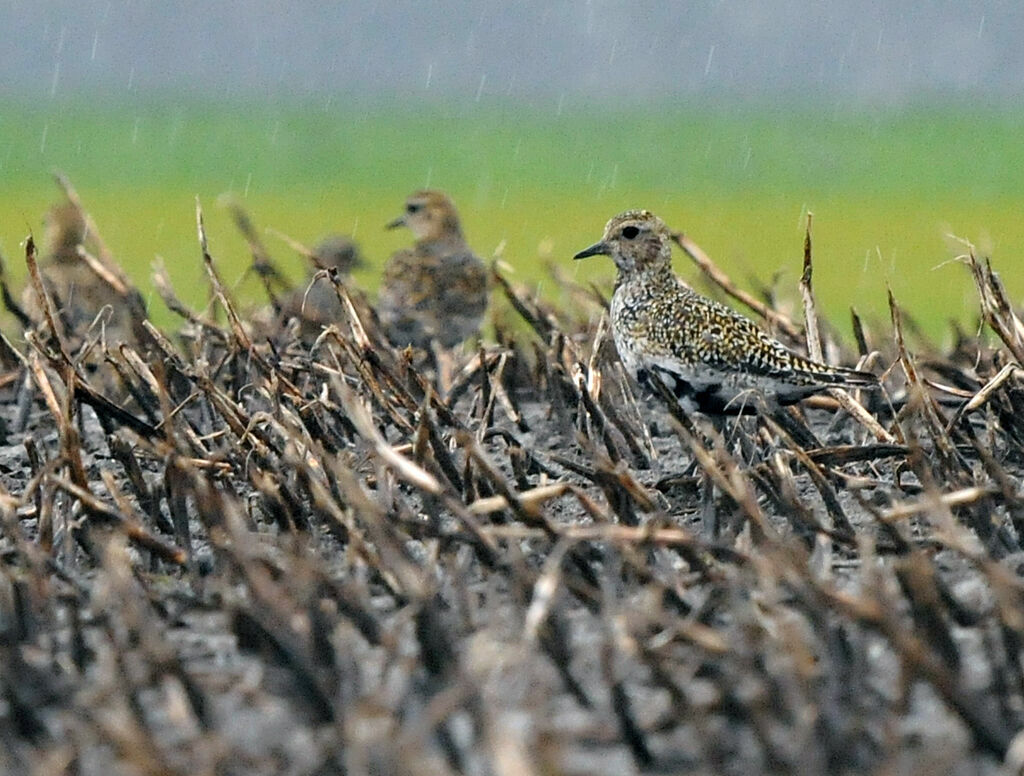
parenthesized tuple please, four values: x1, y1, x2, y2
(21, 201, 141, 344)
(311, 234, 363, 276)
(574, 209, 878, 414)
(378, 190, 487, 350)
(282, 234, 364, 338)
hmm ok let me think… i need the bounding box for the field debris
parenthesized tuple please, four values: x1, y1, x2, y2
(1, 191, 1024, 775)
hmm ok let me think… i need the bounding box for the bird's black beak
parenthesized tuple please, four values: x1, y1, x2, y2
(573, 241, 609, 260)
(385, 216, 405, 230)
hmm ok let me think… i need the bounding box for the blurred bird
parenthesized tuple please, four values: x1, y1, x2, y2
(309, 234, 363, 276)
(222, 194, 368, 343)
(282, 234, 365, 339)
(574, 209, 877, 414)
(378, 190, 487, 350)
(21, 201, 144, 347)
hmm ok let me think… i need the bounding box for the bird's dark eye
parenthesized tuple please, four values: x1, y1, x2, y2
(621, 225, 639, 239)
(406, 203, 421, 214)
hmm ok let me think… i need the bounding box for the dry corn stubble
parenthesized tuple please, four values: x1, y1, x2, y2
(1, 193, 1024, 775)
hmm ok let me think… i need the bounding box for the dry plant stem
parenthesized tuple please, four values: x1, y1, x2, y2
(108, 471, 189, 564)
(614, 362, 658, 459)
(224, 198, 290, 296)
(327, 335, 417, 434)
(762, 413, 855, 536)
(54, 171, 123, 278)
(492, 263, 559, 341)
(817, 577, 1014, 758)
(196, 200, 256, 353)
(24, 236, 69, 355)
(331, 274, 373, 350)
(266, 226, 324, 268)
(151, 259, 225, 335)
(804, 444, 908, 466)
(797, 235, 892, 446)
(826, 385, 895, 443)
(333, 371, 441, 495)
(946, 363, 1024, 432)
(888, 288, 959, 471)
(76, 246, 130, 296)
(799, 212, 824, 362)
(647, 371, 776, 541)
(851, 306, 869, 356)
(458, 430, 558, 532)
(0, 245, 33, 329)
(878, 484, 1001, 523)
(959, 237, 1024, 363)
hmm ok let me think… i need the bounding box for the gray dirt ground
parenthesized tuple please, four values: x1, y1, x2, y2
(2, 372, 1022, 775)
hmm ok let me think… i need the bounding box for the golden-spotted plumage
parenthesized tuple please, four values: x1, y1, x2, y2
(575, 210, 877, 414)
(378, 190, 487, 349)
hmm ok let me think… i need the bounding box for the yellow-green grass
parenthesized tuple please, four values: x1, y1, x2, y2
(1, 98, 1021, 343)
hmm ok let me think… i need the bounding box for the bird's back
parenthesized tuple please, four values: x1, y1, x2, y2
(22, 250, 138, 344)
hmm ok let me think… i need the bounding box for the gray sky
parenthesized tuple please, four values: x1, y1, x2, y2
(4, 1, 1022, 104)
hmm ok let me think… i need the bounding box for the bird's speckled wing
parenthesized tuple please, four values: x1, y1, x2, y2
(378, 247, 433, 348)
(437, 249, 487, 313)
(378, 246, 487, 349)
(616, 275, 874, 400)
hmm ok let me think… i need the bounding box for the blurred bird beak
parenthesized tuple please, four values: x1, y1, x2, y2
(573, 242, 609, 260)
(385, 216, 405, 230)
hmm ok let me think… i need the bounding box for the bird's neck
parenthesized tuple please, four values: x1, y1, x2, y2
(616, 262, 675, 291)
(416, 233, 466, 253)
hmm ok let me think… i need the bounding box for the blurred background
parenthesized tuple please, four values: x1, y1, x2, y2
(2, 1, 1022, 336)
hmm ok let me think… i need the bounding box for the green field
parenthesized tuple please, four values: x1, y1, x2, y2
(1, 98, 1022, 341)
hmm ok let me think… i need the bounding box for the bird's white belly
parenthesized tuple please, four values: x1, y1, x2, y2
(612, 331, 643, 381)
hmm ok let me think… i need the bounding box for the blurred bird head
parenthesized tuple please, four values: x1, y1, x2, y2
(311, 234, 363, 274)
(574, 209, 673, 276)
(386, 190, 463, 242)
(43, 201, 89, 263)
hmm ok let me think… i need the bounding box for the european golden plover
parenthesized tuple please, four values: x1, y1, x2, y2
(22, 201, 140, 344)
(310, 234, 363, 275)
(282, 234, 364, 337)
(574, 210, 877, 414)
(378, 190, 487, 350)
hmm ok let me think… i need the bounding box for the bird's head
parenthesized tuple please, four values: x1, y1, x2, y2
(573, 209, 673, 276)
(386, 190, 463, 242)
(312, 234, 363, 273)
(43, 201, 89, 263)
